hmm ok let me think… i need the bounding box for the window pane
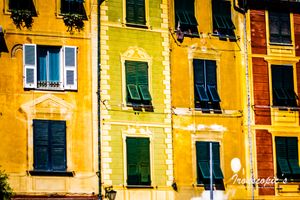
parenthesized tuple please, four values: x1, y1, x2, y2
(48, 48, 60, 82)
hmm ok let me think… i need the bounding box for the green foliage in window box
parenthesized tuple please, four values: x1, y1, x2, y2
(10, 9, 34, 29)
(0, 168, 14, 200)
(63, 13, 84, 32)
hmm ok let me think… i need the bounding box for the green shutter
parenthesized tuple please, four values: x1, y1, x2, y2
(193, 59, 205, 85)
(125, 61, 137, 85)
(138, 85, 152, 101)
(136, 62, 148, 85)
(127, 84, 141, 100)
(127, 137, 150, 185)
(50, 121, 66, 171)
(208, 85, 221, 102)
(205, 60, 217, 85)
(33, 120, 50, 170)
(212, 143, 223, 179)
(198, 161, 210, 179)
(136, 0, 145, 25)
(126, 0, 136, 23)
(195, 84, 209, 102)
(275, 137, 292, 176)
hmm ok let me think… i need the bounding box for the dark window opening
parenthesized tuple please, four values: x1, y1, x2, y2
(9, 0, 37, 16)
(212, 0, 235, 40)
(194, 59, 221, 113)
(271, 65, 298, 108)
(61, 0, 87, 18)
(269, 11, 291, 44)
(175, 0, 199, 38)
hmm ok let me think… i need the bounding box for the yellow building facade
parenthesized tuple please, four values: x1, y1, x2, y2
(169, 0, 250, 199)
(0, 0, 98, 198)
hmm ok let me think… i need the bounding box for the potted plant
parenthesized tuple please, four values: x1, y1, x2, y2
(0, 167, 13, 200)
(10, 9, 34, 29)
(63, 13, 85, 32)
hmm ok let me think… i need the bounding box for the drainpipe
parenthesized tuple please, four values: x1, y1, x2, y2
(234, 1, 255, 199)
(97, 0, 102, 199)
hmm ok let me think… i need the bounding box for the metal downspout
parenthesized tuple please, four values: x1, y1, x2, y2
(97, 0, 102, 199)
(234, 1, 255, 199)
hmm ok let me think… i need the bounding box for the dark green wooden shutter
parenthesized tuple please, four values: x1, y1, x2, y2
(33, 120, 50, 170)
(127, 137, 150, 185)
(287, 137, 300, 175)
(126, 0, 135, 23)
(212, 142, 223, 179)
(205, 60, 217, 86)
(125, 61, 137, 85)
(196, 142, 209, 183)
(136, 62, 148, 85)
(275, 137, 291, 176)
(193, 59, 205, 85)
(50, 121, 66, 171)
(136, 0, 146, 25)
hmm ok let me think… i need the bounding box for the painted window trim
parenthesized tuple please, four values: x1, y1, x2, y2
(122, 131, 154, 187)
(267, 61, 298, 110)
(266, 10, 294, 47)
(55, 0, 88, 18)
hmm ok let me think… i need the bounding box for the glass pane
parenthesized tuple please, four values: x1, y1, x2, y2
(49, 48, 60, 82)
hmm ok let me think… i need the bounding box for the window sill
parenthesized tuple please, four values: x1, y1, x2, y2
(126, 103, 154, 112)
(126, 23, 148, 29)
(272, 106, 299, 111)
(269, 42, 293, 47)
(28, 170, 74, 177)
(195, 108, 222, 114)
(211, 33, 237, 42)
(126, 185, 153, 189)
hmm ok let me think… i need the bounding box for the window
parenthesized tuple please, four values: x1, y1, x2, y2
(125, 61, 152, 106)
(196, 141, 224, 190)
(269, 11, 291, 44)
(126, 0, 146, 26)
(33, 120, 66, 172)
(275, 137, 300, 180)
(212, 0, 235, 40)
(61, 0, 86, 16)
(126, 137, 151, 186)
(9, 0, 36, 15)
(175, 0, 198, 37)
(193, 59, 221, 112)
(23, 44, 77, 90)
(271, 65, 297, 107)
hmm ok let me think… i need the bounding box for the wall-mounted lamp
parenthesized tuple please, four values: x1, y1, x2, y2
(104, 186, 117, 200)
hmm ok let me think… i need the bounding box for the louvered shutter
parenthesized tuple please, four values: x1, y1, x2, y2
(50, 121, 66, 171)
(193, 59, 205, 85)
(137, 62, 151, 101)
(138, 138, 150, 185)
(126, 0, 136, 23)
(136, 0, 146, 25)
(275, 137, 292, 176)
(23, 44, 37, 88)
(127, 137, 139, 185)
(280, 13, 291, 43)
(196, 142, 210, 183)
(64, 46, 77, 90)
(212, 142, 223, 179)
(206, 60, 217, 86)
(33, 120, 49, 170)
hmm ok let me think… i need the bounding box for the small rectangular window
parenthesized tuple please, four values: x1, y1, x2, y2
(175, 0, 199, 37)
(212, 0, 235, 40)
(126, 0, 146, 26)
(33, 120, 66, 172)
(275, 137, 300, 180)
(271, 65, 297, 107)
(269, 11, 291, 44)
(125, 61, 152, 106)
(23, 44, 78, 90)
(126, 137, 151, 186)
(193, 59, 221, 112)
(61, 0, 86, 17)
